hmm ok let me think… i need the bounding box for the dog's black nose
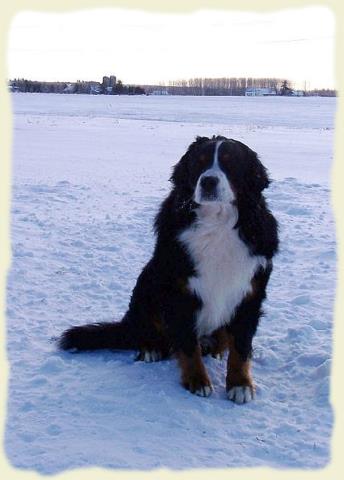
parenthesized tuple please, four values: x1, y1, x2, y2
(200, 175, 219, 192)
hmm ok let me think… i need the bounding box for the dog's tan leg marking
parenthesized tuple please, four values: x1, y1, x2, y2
(226, 334, 255, 404)
(178, 345, 213, 397)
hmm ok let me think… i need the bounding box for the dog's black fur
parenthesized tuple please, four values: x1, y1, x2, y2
(59, 136, 278, 401)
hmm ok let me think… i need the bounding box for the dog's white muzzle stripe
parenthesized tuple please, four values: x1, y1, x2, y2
(194, 141, 235, 204)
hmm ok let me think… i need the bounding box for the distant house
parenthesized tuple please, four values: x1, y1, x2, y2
(151, 89, 169, 95)
(245, 87, 277, 96)
(8, 84, 20, 92)
(291, 90, 305, 97)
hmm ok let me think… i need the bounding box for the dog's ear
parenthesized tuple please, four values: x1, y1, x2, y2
(170, 136, 209, 187)
(245, 146, 271, 194)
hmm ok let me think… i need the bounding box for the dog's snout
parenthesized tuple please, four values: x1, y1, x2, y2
(200, 176, 219, 192)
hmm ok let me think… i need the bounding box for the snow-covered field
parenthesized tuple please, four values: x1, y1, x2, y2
(6, 93, 336, 473)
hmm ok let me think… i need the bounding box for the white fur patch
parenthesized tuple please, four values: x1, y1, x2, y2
(179, 203, 266, 337)
(227, 386, 255, 404)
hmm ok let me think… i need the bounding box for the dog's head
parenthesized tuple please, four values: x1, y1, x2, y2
(171, 136, 270, 206)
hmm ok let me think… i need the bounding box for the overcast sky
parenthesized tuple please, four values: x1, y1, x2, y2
(7, 6, 335, 89)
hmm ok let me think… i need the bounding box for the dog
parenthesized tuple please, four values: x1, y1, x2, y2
(59, 135, 279, 404)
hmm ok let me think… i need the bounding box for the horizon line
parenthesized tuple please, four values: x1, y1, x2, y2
(7, 76, 336, 91)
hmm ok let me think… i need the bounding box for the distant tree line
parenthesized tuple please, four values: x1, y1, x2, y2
(306, 88, 337, 97)
(9, 77, 145, 95)
(9, 79, 68, 93)
(143, 77, 336, 96)
(9, 76, 336, 97)
(165, 77, 282, 95)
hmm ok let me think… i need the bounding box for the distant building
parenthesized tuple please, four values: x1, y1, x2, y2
(102, 75, 116, 94)
(151, 89, 169, 95)
(8, 84, 20, 92)
(245, 87, 277, 96)
(291, 90, 305, 97)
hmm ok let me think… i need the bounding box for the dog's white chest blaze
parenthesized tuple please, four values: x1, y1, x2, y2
(179, 205, 266, 336)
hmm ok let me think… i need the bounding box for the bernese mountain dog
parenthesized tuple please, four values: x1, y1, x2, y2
(59, 135, 279, 404)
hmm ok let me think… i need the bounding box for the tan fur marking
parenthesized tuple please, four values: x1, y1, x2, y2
(151, 314, 165, 334)
(244, 275, 259, 301)
(201, 327, 229, 357)
(211, 327, 229, 356)
(178, 345, 212, 393)
(176, 277, 189, 295)
(226, 334, 254, 391)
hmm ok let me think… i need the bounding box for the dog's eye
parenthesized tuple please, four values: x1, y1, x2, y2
(197, 155, 208, 166)
(221, 153, 231, 163)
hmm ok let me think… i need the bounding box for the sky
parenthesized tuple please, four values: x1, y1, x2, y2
(7, 6, 335, 90)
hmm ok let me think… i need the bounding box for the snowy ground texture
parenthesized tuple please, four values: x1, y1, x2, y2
(6, 94, 336, 473)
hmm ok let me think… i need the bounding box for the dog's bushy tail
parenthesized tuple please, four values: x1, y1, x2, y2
(58, 318, 138, 352)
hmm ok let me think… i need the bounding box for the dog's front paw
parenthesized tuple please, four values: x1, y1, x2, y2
(226, 384, 255, 404)
(178, 348, 213, 397)
(195, 384, 213, 397)
(184, 379, 213, 397)
(183, 374, 213, 397)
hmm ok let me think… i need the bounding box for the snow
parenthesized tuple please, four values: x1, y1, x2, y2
(6, 93, 336, 473)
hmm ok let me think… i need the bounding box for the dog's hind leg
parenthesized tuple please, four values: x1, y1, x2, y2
(135, 314, 171, 362)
